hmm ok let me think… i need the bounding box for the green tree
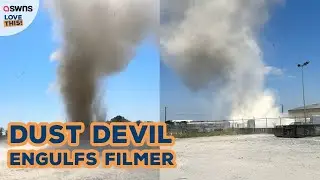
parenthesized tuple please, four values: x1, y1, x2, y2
(110, 115, 130, 122)
(0, 127, 4, 137)
(165, 120, 174, 125)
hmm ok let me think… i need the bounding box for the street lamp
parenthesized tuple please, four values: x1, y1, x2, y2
(164, 106, 168, 122)
(297, 61, 310, 123)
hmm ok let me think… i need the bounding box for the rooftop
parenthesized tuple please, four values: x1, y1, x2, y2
(288, 103, 320, 111)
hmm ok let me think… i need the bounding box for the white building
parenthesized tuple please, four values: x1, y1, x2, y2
(288, 103, 320, 122)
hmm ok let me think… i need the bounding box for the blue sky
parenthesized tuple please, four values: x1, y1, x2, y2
(257, 0, 320, 110)
(1, 0, 320, 127)
(263, 0, 320, 108)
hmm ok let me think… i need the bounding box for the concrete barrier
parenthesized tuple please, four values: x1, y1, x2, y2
(274, 124, 320, 138)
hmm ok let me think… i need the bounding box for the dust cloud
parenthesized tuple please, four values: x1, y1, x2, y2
(161, 0, 282, 119)
(48, 0, 157, 126)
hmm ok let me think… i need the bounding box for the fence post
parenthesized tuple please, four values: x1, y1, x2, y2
(242, 119, 244, 128)
(279, 116, 282, 126)
(266, 118, 268, 128)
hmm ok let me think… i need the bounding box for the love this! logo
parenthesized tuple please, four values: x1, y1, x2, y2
(0, 0, 39, 36)
(4, 14, 24, 27)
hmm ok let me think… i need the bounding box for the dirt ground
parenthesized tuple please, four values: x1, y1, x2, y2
(161, 134, 320, 180)
(1, 134, 320, 180)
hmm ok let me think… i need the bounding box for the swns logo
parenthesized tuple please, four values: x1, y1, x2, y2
(3, 5, 33, 12)
(3, 6, 33, 28)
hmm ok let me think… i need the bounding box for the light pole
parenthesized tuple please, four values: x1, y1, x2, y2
(164, 106, 168, 122)
(297, 61, 310, 123)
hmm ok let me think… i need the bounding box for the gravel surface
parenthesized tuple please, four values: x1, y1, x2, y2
(161, 134, 320, 180)
(2, 134, 320, 180)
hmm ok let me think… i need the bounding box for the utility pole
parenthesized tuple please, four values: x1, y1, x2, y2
(297, 61, 310, 123)
(164, 106, 167, 122)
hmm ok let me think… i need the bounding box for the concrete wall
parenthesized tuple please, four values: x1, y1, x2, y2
(274, 124, 320, 138)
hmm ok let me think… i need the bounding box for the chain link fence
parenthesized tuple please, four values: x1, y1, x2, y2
(166, 115, 320, 136)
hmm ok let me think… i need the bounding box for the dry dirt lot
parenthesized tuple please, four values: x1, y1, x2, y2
(161, 134, 320, 180)
(1, 134, 320, 180)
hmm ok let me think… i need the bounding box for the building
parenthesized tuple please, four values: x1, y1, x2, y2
(288, 103, 320, 122)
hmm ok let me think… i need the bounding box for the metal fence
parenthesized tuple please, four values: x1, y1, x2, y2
(166, 116, 320, 135)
